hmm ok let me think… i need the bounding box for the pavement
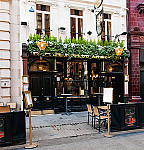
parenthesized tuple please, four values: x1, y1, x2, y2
(2, 111, 144, 150)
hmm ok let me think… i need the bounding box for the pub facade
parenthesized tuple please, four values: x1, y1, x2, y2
(21, 0, 128, 112)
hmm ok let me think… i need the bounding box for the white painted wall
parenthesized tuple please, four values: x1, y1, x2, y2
(21, 0, 127, 44)
(0, 0, 127, 109)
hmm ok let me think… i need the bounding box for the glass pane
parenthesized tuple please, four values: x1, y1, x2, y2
(70, 9, 74, 15)
(41, 5, 46, 11)
(64, 61, 88, 96)
(107, 21, 111, 42)
(70, 9, 83, 16)
(36, 4, 41, 10)
(101, 21, 105, 43)
(46, 6, 50, 12)
(30, 60, 52, 71)
(78, 18, 83, 39)
(104, 13, 111, 19)
(70, 17, 76, 39)
(105, 62, 123, 72)
(36, 13, 42, 34)
(45, 14, 50, 36)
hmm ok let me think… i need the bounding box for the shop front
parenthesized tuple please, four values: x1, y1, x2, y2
(26, 54, 125, 112)
(22, 34, 129, 112)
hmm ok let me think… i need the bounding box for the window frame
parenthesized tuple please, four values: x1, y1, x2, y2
(101, 13, 112, 41)
(35, 5, 51, 36)
(70, 10, 83, 39)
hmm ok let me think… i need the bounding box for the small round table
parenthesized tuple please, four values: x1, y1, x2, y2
(61, 94, 72, 115)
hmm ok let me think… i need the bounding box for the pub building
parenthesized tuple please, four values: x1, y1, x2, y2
(22, 42, 129, 112)
(21, 0, 128, 112)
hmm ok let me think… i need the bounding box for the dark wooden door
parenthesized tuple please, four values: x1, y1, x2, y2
(140, 71, 144, 101)
(100, 73, 124, 104)
(29, 72, 54, 110)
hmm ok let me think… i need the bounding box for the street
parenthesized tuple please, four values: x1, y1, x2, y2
(2, 111, 144, 150)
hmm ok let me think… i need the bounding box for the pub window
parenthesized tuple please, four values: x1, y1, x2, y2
(36, 4, 50, 36)
(70, 9, 83, 39)
(56, 60, 88, 96)
(101, 13, 111, 42)
(29, 59, 52, 71)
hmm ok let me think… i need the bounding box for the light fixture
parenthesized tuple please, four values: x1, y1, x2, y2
(59, 27, 66, 31)
(21, 22, 27, 26)
(87, 31, 92, 35)
(36, 36, 47, 51)
(115, 44, 123, 56)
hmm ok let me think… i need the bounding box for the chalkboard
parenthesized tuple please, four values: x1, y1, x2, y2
(103, 88, 113, 103)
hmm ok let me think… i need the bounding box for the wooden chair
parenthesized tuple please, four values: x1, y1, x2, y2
(93, 106, 108, 132)
(0, 106, 10, 113)
(87, 104, 94, 127)
(0, 102, 4, 106)
(7, 102, 17, 111)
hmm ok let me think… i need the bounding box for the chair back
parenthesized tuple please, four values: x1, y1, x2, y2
(7, 102, 17, 111)
(87, 104, 93, 113)
(0, 102, 4, 106)
(0, 106, 10, 113)
(93, 106, 99, 116)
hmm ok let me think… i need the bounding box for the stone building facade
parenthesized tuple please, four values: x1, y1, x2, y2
(0, 0, 21, 109)
(127, 0, 144, 101)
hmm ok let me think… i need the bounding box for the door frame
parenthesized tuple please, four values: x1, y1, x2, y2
(29, 71, 55, 110)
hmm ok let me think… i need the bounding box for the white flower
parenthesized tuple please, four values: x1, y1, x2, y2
(71, 43, 75, 47)
(63, 44, 67, 49)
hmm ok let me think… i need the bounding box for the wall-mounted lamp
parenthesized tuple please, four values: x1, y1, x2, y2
(114, 32, 127, 41)
(115, 44, 123, 56)
(59, 27, 66, 31)
(21, 22, 27, 26)
(36, 35, 47, 51)
(87, 31, 92, 35)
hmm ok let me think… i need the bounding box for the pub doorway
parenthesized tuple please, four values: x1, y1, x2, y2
(28, 58, 54, 110)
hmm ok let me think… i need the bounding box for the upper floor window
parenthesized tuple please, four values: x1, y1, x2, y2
(36, 4, 50, 37)
(101, 13, 111, 42)
(70, 9, 83, 39)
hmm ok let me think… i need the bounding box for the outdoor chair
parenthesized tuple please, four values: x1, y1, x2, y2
(87, 104, 94, 127)
(93, 106, 108, 132)
(0, 106, 10, 113)
(0, 102, 4, 106)
(7, 102, 17, 112)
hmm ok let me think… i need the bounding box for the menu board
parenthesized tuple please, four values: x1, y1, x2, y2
(24, 91, 33, 109)
(125, 107, 136, 127)
(0, 119, 4, 142)
(103, 88, 113, 103)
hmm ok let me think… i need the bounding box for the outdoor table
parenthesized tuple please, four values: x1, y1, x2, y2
(93, 93, 103, 106)
(61, 94, 72, 115)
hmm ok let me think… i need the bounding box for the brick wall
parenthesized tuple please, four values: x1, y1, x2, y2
(127, 0, 144, 100)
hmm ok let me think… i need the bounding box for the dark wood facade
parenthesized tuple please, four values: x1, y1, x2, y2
(22, 49, 126, 112)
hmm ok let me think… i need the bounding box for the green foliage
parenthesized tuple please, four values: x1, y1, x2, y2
(104, 40, 109, 46)
(93, 40, 96, 45)
(59, 37, 62, 43)
(28, 34, 127, 60)
(97, 39, 103, 46)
